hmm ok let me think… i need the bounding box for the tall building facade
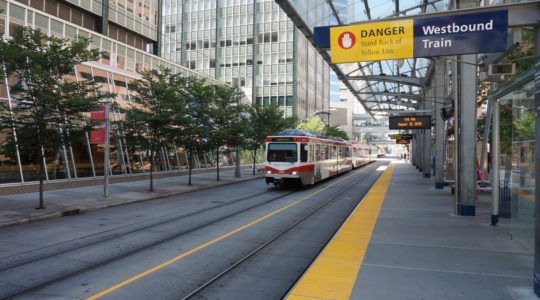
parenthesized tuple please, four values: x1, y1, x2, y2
(161, 0, 330, 118)
(0, 0, 225, 185)
(11, 0, 161, 53)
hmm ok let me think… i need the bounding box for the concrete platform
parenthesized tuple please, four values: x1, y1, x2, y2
(287, 161, 535, 299)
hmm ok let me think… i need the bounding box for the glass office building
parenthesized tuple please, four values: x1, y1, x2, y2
(0, 0, 228, 185)
(161, 0, 330, 119)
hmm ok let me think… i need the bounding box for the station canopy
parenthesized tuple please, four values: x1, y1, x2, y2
(276, 0, 450, 121)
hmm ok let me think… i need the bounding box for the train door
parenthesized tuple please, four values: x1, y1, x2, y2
(300, 143, 308, 163)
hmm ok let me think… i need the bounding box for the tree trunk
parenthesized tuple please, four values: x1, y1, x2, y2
(216, 148, 220, 181)
(37, 143, 45, 209)
(149, 148, 154, 192)
(188, 150, 192, 185)
(252, 148, 257, 175)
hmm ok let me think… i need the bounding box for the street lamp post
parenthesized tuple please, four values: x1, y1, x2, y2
(103, 101, 110, 198)
(235, 80, 241, 178)
(312, 109, 334, 136)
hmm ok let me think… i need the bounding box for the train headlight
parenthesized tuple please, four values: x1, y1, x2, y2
(291, 171, 298, 175)
(266, 170, 273, 174)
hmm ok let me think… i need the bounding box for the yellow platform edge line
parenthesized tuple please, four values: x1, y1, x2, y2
(285, 163, 396, 300)
(86, 165, 359, 300)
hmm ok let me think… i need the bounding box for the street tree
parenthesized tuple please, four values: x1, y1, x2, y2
(326, 125, 349, 140)
(244, 104, 295, 174)
(297, 116, 326, 136)
(124, 67, 181, 192)
(176, 76, 213, 185)
(206, 84, 240, 181)
(0, 27, 104, 208)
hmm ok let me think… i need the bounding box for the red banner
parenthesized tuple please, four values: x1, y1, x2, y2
(90, 106, 106, 145)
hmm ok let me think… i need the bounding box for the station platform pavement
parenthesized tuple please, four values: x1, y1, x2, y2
(287, 160, 536, 300)
(0, 166, 263, 228)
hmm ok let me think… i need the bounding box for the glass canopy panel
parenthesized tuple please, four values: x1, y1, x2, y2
(279, 0, 454, 119)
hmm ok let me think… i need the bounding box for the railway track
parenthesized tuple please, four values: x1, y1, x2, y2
(0, 162, 382, 300)
(182, 162, 383, 299)
(0, 189, 296, 300)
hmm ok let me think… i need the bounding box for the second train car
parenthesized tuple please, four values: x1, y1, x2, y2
(264, 130, 377, 187)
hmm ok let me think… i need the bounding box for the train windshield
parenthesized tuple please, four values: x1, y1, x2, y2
(267, 143, 297, 162)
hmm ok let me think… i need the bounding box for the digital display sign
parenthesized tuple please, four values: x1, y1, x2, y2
(389, 115, 431, 130)
(271, 137, 294, 142)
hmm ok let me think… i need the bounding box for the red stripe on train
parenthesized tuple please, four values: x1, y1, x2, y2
(265, 165, 315, 174)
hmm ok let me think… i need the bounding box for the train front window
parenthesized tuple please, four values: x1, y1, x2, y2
(267, 143, 297, 162)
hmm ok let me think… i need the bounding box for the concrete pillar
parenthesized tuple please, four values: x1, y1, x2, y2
(434, 59, 446, 188)
(423, 90, 432, 178)
(455, 54, 477, 216)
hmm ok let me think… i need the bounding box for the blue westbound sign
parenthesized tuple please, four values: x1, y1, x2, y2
(315, 10, 508, 62)
(414, 11, 508, 57)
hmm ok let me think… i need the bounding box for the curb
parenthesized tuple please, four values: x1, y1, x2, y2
(0, 175, 264, 229)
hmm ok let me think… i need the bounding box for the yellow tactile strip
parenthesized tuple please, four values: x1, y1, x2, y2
(285, 163, 395, 300)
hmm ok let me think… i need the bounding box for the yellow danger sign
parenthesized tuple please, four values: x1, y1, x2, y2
(330, 19, 414, 63)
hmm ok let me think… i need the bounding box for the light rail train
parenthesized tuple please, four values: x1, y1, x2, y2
(264, 130, 377, 187)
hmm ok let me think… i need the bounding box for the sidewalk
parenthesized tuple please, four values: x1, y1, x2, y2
(0, 167, 264, 228)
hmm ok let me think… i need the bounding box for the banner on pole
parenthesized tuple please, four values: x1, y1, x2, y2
(90, 106, 106, 145)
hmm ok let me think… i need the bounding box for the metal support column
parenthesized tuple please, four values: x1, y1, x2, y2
(491, 100, 500, 226)
(410, 134, 418, 166)
(456, 54, 477, 216)
(434, 59, 446, 188)
(423, 90, 432, 178)
(533, 26, 540, 297)
(235, 81, 241, 178)
(417, 129, 423, 172)
(85, 131, 96, 178)
(103, 102, 110, 198)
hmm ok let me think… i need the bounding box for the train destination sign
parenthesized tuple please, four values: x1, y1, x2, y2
(325, 10, 507, 63)
(389, 115, 431, 130)
(396, 139, 410, 145)
(400, 134, 414, 140)
(389, 133, 415, 140)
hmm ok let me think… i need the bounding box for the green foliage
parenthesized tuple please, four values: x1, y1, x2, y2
(326, 125, 349, 140)
(244, 104, 291, 151)
(499, 103, 513, 156)
(123, 67, 183, 190)
(513, 110, 535, 141)
(499, 28, 534, 86)
(297, 116, 326, 135)
(211, 85, 247, 149)
(243, 104, 294, 173)
(0, 27, 106, 206)
(205, 84, 245, 179)
(178, 76, 213, 155)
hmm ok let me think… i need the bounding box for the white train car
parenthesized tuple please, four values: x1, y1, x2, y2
(264, 131, 377, 187)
